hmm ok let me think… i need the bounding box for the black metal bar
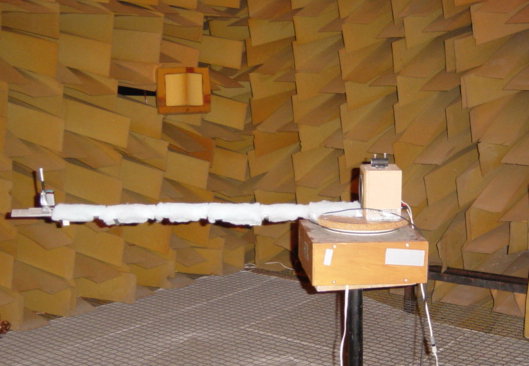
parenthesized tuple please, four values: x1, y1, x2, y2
(347, 289, 363, 366)
(117, 86, 156, 96)
(428, 265, 528, 294)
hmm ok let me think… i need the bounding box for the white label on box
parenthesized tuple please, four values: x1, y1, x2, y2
(385, 248, 425, 267)
(323, 249, 333, 266)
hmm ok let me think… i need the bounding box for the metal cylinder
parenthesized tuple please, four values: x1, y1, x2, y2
(347, 289, 363, 366)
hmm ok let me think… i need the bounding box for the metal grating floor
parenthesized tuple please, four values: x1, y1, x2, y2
(2, 271, 528, 366)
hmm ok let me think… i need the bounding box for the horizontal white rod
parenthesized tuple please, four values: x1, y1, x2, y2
(36, 201, 360, 226)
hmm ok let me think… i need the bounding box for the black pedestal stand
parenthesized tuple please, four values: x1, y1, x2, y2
(347, 289, 363, 366)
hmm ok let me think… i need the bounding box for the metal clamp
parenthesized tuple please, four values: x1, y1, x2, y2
(370, 153, 389, 168)
(10, 168, 55, 219)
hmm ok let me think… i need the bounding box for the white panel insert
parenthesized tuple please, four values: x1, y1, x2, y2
(385, 248, 425, 267)
(323, 248, 334, 266)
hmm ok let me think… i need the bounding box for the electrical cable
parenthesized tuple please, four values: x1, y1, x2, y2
(264, 262, 294, 271)
(340, 285, 350, 366)
(401, 200, 414, 226)
(243, 263, 256, 271)
(317, 207, 403, 221)
(402, 201, 439, 366)
(243, 262, 293, 271)
(420, 283, 439, 366)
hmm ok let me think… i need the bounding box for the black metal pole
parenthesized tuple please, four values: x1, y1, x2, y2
(347, 289, 363, 366)
(428, 265, 528, 294)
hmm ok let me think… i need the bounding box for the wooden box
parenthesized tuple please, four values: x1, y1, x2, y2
(360, 163, 402, 216)
(298, 220, 428, 292)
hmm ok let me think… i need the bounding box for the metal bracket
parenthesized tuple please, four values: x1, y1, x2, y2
(370, 153, 389, 168)
(10, 207, 53, 218)
(10, 168, 54, 218)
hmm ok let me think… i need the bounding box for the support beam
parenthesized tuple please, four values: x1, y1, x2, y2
(429, 265, 528, 294)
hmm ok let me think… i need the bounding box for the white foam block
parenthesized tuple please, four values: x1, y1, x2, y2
(52, 204, 105, 222)
(99, 204, 155, 225)
(262, 204, 310, 223)
(208, 203, 262, 226)
(155, 203, 209, 223)
(50, 201, 361, 227)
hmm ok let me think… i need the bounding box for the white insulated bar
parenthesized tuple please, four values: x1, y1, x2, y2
(11, 201, 361, 226)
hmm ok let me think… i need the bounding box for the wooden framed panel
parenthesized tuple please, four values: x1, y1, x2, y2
(156, 67, 211, 114)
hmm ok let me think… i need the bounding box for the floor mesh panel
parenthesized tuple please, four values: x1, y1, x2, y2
(1, 271, 528, 366)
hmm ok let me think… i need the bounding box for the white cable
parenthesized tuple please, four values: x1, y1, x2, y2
(340, 285, 349, 366)
(403, 201, 439, 366)
(420, 283, 439, 366)
(243, 263, 256, 271)
(401, 200, 415, 226)
(264, 262, 293, 271)
(243, 262, 294, 271)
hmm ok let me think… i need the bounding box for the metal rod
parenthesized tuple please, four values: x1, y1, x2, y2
(117, 86, 156, 96)
(347, 289, 363, 366)
(428, 265, 527, 294)
(38, 168, 45, 192)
